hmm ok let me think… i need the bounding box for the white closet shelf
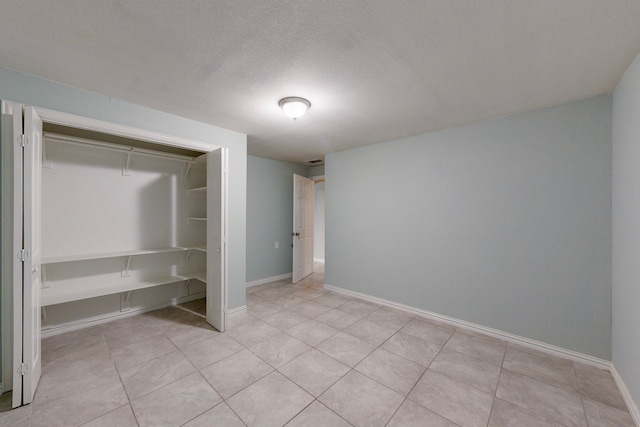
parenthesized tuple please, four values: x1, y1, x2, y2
(179, 271, 207, 283)
(188, 186, 207, 194)
(42, 276, 186, 306)
(190, 245, 207, 252)
(188, 217, 207, 222)
(42, 247, 190, 265)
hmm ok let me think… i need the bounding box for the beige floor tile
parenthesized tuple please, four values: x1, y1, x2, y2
(177, 298, 207, 316)
(429, 348, 501, 394)
(382, 331, 442, 367)
(280, 348, 350, 397)
(261, 309, 310, 330)
(131, 373, 220, 427)
(488, 398, 563, 427)
(227, 372, 313, 427)
(226, 317, 281, 347)
(319, 370, 404, 427)
(42, 325, 104, 356)
(253, 286, 293, 301)
(409, 370, 493, 427)
(582, 398, 635, 427)
(36, 349, 115, 402)
(503, 344, 577, 392)
(286, 319, 339, 346)
(336, 300, 380, 318)
(496, 370, 587, 427)
(183, 402, 245, 427)
(98, 313, 158, 332)
(316, 332, 376, 367)
(344, 318, 396, 346)
(314, 293, 353, 308)
(291, 288, 325, 300)
(31, 369, 128, 427)
(401, 318, 455, 346)
(103, 323, 163, 351)
(315, 309, 360, 330)
(365, 307, 413, 330)
(180, 333, 244, 369)
(110, 333, 177, 370)
(248, 300, 285, 318)
(275, 294, 312, 308)
(443, 330, 506, 366)
(200, 349, 273, 399)
(166, 320, 221, 350)
(289, 300, 333, 317)
(118, 350, 196, 401)
(355, 348, 426, 395)
(574, 362, 628, 410)
(0, 404, 31, 427)
(82, 404, 138, 427)
(387, 399, 457, 427)
(249, 332, 310, 368)
(285, 401, 351, 427)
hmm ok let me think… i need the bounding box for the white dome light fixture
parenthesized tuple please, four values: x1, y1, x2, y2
(279, 97, 311, 120)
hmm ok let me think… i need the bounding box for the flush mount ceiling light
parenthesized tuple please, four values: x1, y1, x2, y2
(278, 97, 311, 120)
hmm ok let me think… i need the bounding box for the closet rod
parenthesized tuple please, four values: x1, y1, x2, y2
(44, 133, 199, 163)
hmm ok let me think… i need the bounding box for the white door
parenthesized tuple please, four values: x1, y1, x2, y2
(206, 148, 227, 331)
(2, 101, 25, 408)
(292, 174, 314, 283)
(21, 106, 43, 404)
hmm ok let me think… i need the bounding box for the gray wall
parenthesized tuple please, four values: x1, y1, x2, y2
(326, 95, 612, 359)
(612, 51, 640, 409)
(314, 182, 325, 261)
(0, 67, 248, 312)
(246, 156, 308, 282)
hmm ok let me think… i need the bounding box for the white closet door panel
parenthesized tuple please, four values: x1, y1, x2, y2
(206, 148, 226, 331)
(22, 106, 43, 404)
(1, 101, 24, 408)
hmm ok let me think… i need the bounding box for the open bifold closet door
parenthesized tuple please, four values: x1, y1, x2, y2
(1, 102, 228, 408)
(1, 102, 43, 407)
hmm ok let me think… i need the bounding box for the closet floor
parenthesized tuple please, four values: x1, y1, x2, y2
(0, 263, 635, 427)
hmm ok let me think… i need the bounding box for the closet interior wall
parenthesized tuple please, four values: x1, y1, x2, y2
(40, 128, 208, 332)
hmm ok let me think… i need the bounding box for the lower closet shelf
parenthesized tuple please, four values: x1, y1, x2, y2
(41, 276, 189, 307)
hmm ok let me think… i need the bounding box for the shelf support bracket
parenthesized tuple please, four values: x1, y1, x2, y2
(182, 162, 192, 182)
(120, 291, 132, 312)
(122, 256, 132, 277)
(41, 306, 48, 325)
(183, 249, 193, 267)
(181, 279, 193, 297)
(123, 149, 133, 176)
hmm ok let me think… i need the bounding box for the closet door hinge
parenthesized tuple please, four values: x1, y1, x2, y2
(18, 134, 29, 147)
(17, 363, 29, 376)
(18, 249, 30, 262)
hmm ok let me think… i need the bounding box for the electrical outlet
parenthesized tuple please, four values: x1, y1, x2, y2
(275, 241, 279, 249)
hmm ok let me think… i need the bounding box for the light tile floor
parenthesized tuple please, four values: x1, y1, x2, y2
(0, 265, 635, 426)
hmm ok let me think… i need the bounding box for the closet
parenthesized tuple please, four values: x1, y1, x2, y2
(1, 102, 228, 407)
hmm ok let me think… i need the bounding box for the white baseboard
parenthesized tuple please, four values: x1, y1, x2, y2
(314, 258, 325, 263)
(246, 273, 292, 288)
(41, 293, 206, 338)
(323, 283, 611, 370)
(611, 365, 640, 425)
(227, 305, 247, 319)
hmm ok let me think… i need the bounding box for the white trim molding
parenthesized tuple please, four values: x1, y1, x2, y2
(611, 365, 640, 425)
(324, 283, 611, 370)
(226, 305, 248, 319)
(246, 273, 292, 288)
(313, 258, 325, 263)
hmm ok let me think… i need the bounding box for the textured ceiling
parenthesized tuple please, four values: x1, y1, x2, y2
(2, 1, 640, 165)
